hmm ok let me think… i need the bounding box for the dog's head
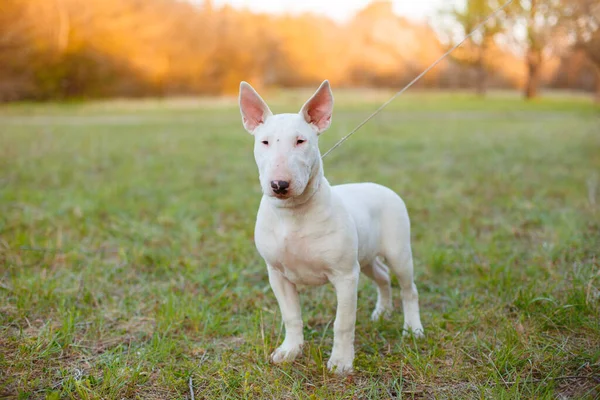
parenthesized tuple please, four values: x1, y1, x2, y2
(239, 80, 333, 201)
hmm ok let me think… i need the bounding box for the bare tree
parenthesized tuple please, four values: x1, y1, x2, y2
(511, 0, 562, 99)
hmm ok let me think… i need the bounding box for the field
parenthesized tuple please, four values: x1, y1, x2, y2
(1, 90, 599, 399)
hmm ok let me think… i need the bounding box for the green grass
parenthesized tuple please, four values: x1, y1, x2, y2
(1, 90, 599, 399)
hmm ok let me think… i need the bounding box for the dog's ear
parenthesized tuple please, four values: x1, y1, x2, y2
(239, 82, 272, 134)
(300, 80, 333, 135)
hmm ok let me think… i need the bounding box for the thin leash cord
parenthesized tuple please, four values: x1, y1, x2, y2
(321, 0, 513, 159)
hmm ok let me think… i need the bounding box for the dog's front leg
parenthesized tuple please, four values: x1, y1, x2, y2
(267, 265, 304, 363)
(327, 266, 359, 374)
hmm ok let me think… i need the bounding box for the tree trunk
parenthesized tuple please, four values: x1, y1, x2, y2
(525, 47, 541, 100)
(524, 0, 541, 100)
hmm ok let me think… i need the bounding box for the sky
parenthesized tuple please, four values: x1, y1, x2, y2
(211, 0, 465, 25)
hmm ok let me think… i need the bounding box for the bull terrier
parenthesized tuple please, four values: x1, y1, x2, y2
(238, 80, 424, 374)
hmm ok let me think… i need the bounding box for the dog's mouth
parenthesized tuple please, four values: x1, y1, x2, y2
(272, 191, 291, 199)
(267, 187, 293, 199)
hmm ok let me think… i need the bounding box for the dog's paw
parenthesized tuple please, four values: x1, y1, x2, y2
(370, 306, 392, 321)
(402, 323, 424, 338)
(327, 355, 354, 375)
(271, 342, 303, 364)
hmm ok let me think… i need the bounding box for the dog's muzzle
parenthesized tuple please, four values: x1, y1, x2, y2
(270, 180, 290, 195)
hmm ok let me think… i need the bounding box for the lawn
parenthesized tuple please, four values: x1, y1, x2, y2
(0, 90, 599, 399)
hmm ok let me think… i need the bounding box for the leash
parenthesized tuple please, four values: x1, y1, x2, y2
(321, 0, 514, 159)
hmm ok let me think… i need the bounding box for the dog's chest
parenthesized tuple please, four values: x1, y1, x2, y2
(258, 227, 330, 286)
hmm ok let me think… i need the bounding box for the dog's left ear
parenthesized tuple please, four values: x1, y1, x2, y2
(300, 80, 333, 135)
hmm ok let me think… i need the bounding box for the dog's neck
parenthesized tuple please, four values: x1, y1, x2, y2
(264, 156, 331, 214)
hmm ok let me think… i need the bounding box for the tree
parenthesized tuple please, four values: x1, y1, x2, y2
(448, 0, 509, 96)
(512, 0, 562, 99)
(560, 0, 600, 102)
(346, 1, 444, 88)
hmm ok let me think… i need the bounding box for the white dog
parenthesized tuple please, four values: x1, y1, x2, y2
(238, 80, 423, 374)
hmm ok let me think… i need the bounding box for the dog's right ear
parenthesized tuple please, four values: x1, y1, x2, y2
(239, 82, 272, 135)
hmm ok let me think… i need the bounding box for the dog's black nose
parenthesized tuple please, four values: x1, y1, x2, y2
(270, 180, 290, 194)
(272, 180, 289, 189)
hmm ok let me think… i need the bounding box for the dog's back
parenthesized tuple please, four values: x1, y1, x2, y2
(332, 182, 411, 264)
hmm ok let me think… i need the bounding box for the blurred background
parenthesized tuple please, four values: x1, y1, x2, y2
(2, 2, 599, 397)
(0, 0, 598, 102)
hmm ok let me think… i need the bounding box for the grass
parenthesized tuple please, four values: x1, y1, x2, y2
(0, 90, 599, 399)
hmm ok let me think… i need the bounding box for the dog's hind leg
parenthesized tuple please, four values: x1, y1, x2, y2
(362, 257, 393, 321)
(383, 245, 424, 337)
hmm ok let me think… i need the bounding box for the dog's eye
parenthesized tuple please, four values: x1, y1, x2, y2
(261, 140, 269, 146)
(296, 139, 305, 145)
